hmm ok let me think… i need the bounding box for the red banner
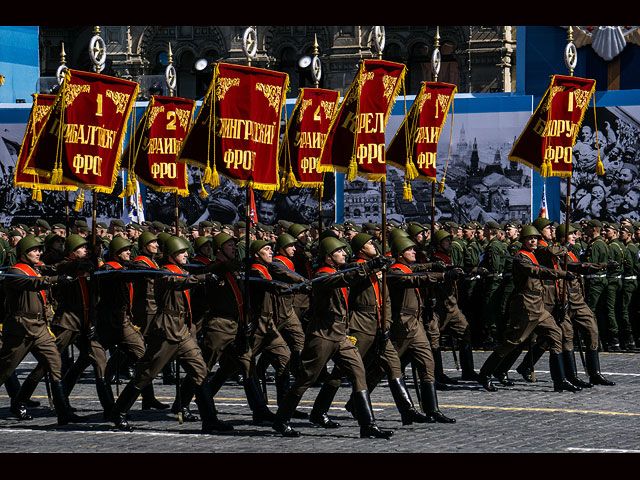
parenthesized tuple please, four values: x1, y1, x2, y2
(318, 59, 406, 182)
(14, 94, 77, 197)
(123, 95, 195, 196)
(509, 75, 596, 178)
(24, 69, 138, 193)
(279, 88, 340, 189)
(178, 62, 288, 195)
(387, 81, 456, 183)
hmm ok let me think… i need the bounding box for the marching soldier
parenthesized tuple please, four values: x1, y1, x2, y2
(477, 225, 579, 393)
(272, 236, 394, 438)
(359, 234, 457, 424)
(431, 229, 480, 382)
(109, 235, 231, 433)
(0, 235, 81, 425)
(308, 232, 432, 428)
(21, 234, 113, 419)
(271, 233, 307, 378)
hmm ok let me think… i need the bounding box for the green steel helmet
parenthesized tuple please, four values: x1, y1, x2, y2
(387, 228, 410, 244)
(532, 217, 553, 232)
(44, 233, 64, 250)
(555, 223, 576, 240)
(288, 223, 308, 238)
(406, 223, 427, 238)
(319, 236, 346, 258)
(163, 236, 190, 257)
(157, 232, 172, 250)
(213, 232, 235, 251)
(64, 233, 88, 254)
(138, 231, 158, 249)
(275, 233, 297, 252)
(16, 234, 43, 257)
(249, 239, 271, 257)
(350, 232, 373, 255)
(109, 236, 133, 256)
(193, 235, 213, 252)
(519, 224, 542, 239)
(433, 229, 452, 245)
(390, 235, 417, 256)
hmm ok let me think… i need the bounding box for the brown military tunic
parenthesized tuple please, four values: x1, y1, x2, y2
(496, 248, 564, 356)
(367, 262, 445, 385)
(0, 262, 63, 384)
(271, 255, 306, 352)
(289, 261, 374, 395)
(130, 253, 161, 336)
(132, 263, 209, 389)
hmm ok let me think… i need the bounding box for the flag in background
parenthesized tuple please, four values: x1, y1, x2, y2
(538, 180, 549, 219)
(248, 188, 258, 227)
(126, 177, 145, 223)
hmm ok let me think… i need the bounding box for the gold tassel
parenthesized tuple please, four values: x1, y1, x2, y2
(74, 192, 85, 212)
(314, 185, 324, 201)
(438, 177, 446, 194)
(51, 167, 61, 185)
(347, 157, 358, 182)
(286, 169, 297, 188)
(199, 186, 209, 198)
(36, 189, 43, 202)
(209, 166, 220, 188)
(540, 161, 548, 178)
(31, 188, 39, 201)
(406, 158, 419, 181)
(202, 165, 212, 184)
(596, 156, 605, 176)
(403, 181, 413, 202)
(262, 189, 274, 201)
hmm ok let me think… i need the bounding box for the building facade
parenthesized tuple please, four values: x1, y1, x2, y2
(38, 26, 517, 100)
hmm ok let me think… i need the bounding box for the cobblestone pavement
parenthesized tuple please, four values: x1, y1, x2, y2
(1, 349, 639, 454)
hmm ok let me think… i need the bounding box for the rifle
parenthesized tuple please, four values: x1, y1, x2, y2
(175, 359, 182, 424)
(280, 263, 366, 294)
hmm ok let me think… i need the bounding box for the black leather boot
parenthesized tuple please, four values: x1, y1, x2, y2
(516, 343, 546, 382)
(492, 345, 524, 386)
(272, 391, 303, 437)
(433, 348, 458, 385)
(162, 361, 176, 385)
(141, 383, 169, 410)
(459, 343, 480, 381)
(244, 375, 276, 425)
(95, 377, 115, 419)
(110, 382, 142, 431)
(563, 350, 592, 388)
(290, 349, 303, 380)
(51, 380, 86, 425)
(275, 372, 307, 419)
(585, 349, 616, 386)
(195, 379, 233, 433)
(309, 383, 340, 428)
(388, 376, 430, 425)
(421, 382, 456, 423)
(171, 377, 200, 422)
(549, 352, 581, 392)
(10, 377, 36, 421)
(477, 351, 504, 392)
(353, 390, 394, 439)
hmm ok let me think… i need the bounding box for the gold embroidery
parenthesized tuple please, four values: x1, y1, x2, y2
(255, 82, 282, 111)
(106, 90, 131, 114)
(573, 89, 590, 110)
(216, 77, 240, 100)
(321, 100, 336, 120)
(437, 94, 450, 114)
(33, 105, 51, 124)
(417, 92, 431, 112)
(148, 105, 164, 127)
(298, 99, 313, 123)
(544, 86, 565, 111)
(65, 84, 91, 107)
(175, 108, 192, 130)
(382, 74, 397, 101)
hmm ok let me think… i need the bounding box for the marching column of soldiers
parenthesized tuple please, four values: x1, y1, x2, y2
(0, 213, 630, 437)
